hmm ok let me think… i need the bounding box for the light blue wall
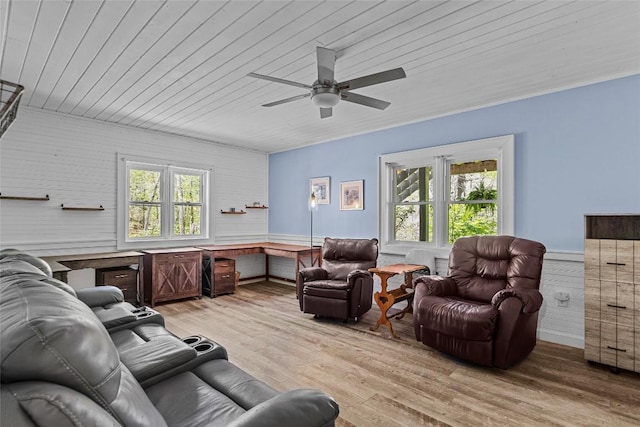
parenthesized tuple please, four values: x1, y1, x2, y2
(269, 74, 640, 253)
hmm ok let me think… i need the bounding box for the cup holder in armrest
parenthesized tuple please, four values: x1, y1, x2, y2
(182, 336, 202, 346)
(193, 342, 215, 354)
(182, 335, 216, 354)
(136, 311, 154, 318)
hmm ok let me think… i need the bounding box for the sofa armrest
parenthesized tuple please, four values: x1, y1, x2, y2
(118, 337, 197, 383)
(227, 388, 339, 427)
(76, 286, 124, 307)
(413, 276, 457, 300)
(299, 267, 328, 283)
(92, 305, 138, 329)
(491, 287, 543, 313)
(346, 269, 372, 282)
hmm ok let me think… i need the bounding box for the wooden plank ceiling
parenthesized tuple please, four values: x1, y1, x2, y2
(1, 1, 639, 153)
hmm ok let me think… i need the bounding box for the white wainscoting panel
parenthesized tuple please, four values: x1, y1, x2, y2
(537, 259, 585, 348)
(234, 254, 267, 283)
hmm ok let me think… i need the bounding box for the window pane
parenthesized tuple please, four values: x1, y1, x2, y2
(448, 202, 497, 243)
(128, 204, 161, 238)
(129, 169, 161, 202)
(395, 167, 432, 203)
(449, 160, 497, 201)
(174, 205, 201, 236)
(394, 204, 433, 242)
(174, 174, 201, 203)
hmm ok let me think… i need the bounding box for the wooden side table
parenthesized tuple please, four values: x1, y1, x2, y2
(369, 263, 426, 338)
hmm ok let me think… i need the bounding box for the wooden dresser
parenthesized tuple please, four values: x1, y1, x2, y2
(584, 214, 640, 372)
(142, 248, 202, 307)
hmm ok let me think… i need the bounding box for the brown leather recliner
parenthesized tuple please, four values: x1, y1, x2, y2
(413, 235, 546, 369)
(298, 238, 378, 322)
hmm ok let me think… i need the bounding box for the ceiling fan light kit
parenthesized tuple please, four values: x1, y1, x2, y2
(248, 46, 406, 118)
(311, 86, 341, 108)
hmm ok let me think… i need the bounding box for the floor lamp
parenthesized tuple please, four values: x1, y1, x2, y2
(309, 192, 318, 265)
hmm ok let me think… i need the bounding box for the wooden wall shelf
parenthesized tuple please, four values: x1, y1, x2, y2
(61, 204, 104, 211)
(245, 205, 268, 209)
(0, 193, 49, 201)
(220, 210, 246, 215)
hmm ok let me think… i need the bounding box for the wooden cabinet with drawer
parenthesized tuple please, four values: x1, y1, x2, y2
(203, 257, 236, 297)
(96, 266, 138, 305)
(142, 248, 202, 307)
(584, 214, 640, 373)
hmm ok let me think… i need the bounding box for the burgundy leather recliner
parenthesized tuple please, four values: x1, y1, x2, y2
(298, 238, 378, 322)
(413, 235, 546, 369)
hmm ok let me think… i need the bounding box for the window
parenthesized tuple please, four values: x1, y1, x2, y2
(118, 155, 211, 249)
(379, 135, 514, 253)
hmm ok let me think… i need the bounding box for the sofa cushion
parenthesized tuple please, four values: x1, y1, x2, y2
(0, 250, 54, 277)
(146, 370, 247, 427)
(303, 281, 350, 299)
(0, 257, 77, 296)
(304, 279, 351, 291)
(447, 235, 546, 303)
(1, 383, 121, 427)
(321, 238, 378, 280)
(193, 359, 279, 410)
(416, 296, 498, 341)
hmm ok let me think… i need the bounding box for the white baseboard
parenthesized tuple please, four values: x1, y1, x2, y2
(538, 328, 584, 349)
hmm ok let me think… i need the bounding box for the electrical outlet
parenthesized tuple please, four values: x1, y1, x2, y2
(553, 291, 570, 308)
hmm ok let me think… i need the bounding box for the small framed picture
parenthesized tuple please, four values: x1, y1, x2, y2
(340, 180, 364, 210)
(310, 177, 330, 204)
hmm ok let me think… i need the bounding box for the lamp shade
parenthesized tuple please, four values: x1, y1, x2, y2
(309, 192, 318, 210)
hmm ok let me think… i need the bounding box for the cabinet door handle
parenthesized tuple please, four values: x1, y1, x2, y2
(222, 274, 230, 278)
(606, 262, 626, 266)
(606, 304, 627, 309)
(115, 274, 127, 279)
(606, 346, 627, 352)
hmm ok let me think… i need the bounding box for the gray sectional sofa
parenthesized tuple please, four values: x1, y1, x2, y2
(0, 252, 339, 426)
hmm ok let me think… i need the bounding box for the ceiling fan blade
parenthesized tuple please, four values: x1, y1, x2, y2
(247, 72, 311, 89)
(337, 67, 406, 91)
(262, 93, 310, 107)
(316, 47, 336, 84)
(320, 107, 332, 119)
(341, 92, 390, 110)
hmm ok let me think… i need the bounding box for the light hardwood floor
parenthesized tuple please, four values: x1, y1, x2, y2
(155, 282, 640, 427)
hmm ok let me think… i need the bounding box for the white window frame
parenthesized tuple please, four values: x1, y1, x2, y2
(117, 154, 213, 250)
(378, 135, 514, 255)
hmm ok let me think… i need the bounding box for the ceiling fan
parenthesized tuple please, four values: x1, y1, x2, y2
(247, 47, 406, 119)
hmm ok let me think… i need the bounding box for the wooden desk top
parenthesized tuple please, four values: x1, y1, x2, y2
(198, 242, 319, 254)
(44, 251, 144, 262)
(369, 263, 425, 275)
(42, 251, 145, 271)
(41, 244, 319, 271)
(142, 247, 203, 254)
